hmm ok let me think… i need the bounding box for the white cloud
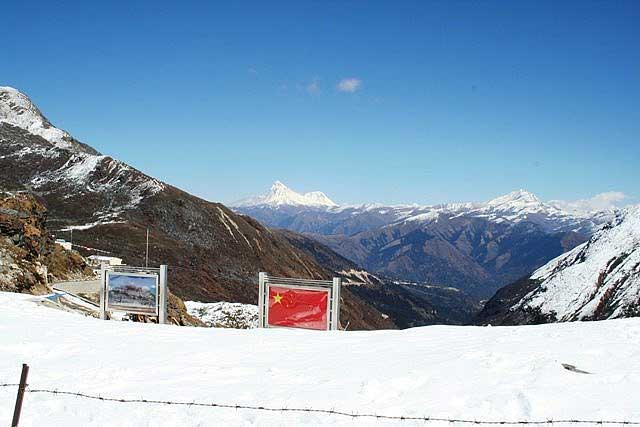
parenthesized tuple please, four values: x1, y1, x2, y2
(549, 192, 628, 213)
(307, 80, 319, 94)
(337, 78, 362, 93)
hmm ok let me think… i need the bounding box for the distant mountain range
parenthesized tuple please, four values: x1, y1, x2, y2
(477, 206, 640, 324)
(233, 182, 618, 297)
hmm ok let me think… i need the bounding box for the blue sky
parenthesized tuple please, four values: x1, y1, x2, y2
(2, 0, 639, 206)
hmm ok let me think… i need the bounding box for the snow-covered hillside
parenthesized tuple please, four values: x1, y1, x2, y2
(0, 86, 79, 151)
(517, 206, 640, 320)
(0, 86, 165, 227)
(1, 291, 639, 426)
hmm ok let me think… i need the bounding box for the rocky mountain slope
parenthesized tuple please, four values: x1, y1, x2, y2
(0, 191, 93, 294)
(476, 207, 640, 325)
(0, 86, 394, 330)
(234, 182, 613, 297)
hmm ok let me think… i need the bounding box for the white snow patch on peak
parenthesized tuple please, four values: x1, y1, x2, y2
(486, 189, 544, 210)
(404, 210, 441, 223)
(233, 181, 337, 208)
(0, 86, 77, 151)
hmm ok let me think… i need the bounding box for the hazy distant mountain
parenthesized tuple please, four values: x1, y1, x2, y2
(0, 86, 395, 330)
(233, 182, 616, 296)
(476, 207, 640, 325)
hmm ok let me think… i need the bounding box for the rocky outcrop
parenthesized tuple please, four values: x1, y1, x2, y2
(0, 192, 92, 294)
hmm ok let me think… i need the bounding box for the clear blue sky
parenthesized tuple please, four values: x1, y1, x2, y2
(3, 0, 639, 205)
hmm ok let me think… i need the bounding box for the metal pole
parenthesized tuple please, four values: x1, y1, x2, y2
(258, 272, 266, 328)
(11, 363, 29, 427)
(159, 265, 168, 324)
(99, 265, 107, 320)
(331, 277, 341, 330)
(145, 228, 149, 268)
(70, 229, 73, 247)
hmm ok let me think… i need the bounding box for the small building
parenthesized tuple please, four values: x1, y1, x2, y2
(87, 255, 124, 269)
(54, 239, 73, 251)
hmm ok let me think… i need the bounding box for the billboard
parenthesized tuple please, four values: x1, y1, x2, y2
(258, 274, 341, 330)
(106, 272, 159, 315)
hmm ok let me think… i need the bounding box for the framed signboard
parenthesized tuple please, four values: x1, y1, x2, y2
(258, 273, 341, 330)
(100, 265, 168, 324)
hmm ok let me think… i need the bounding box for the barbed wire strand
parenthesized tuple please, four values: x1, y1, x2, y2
(0, 385, 632, 425)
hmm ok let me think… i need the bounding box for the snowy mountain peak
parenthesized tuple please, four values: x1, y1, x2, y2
(486, 189, 543, 209)
(233, 181, 337, 208)
(0, 86, 96, 154)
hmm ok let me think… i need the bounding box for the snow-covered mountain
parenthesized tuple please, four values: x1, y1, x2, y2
(233, 181, 337, 208)
(0, 86, 98, 154)
(234, 184, 613, 235)
(477, 206, 640, 324)
(0, 86, 165, 227)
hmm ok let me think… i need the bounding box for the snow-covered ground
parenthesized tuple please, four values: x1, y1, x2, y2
(1, 291, 639, 426)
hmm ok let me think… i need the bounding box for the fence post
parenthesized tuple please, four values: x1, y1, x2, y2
(258, 272, 266, 328)
(159, 264, 168, 324)
(11, 363, 29, 427)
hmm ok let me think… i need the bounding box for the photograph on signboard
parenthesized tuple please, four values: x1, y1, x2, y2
(107, 273, 158, 315)
(267, 285, 329, 330)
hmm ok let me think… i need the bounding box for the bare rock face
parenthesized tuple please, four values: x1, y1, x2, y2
(0, 192, 92, 293)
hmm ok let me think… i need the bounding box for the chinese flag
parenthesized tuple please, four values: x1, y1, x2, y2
(267, 285, 329, 330)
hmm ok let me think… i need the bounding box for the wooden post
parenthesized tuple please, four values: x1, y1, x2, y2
(11, 363, 29, 427)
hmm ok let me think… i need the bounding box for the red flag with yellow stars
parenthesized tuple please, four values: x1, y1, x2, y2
(267, 285, 329, 330)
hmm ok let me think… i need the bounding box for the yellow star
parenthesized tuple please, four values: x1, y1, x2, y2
(273, 293, 283, 304)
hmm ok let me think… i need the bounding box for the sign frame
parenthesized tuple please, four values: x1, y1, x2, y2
(258, 273, 341, 330)
(100, 264, 168, 324)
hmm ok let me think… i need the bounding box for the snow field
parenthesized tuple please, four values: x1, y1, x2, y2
(1, 291, 639, 426)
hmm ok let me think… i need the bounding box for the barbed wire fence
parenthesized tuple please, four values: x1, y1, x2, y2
(2, 381, 639, 426)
